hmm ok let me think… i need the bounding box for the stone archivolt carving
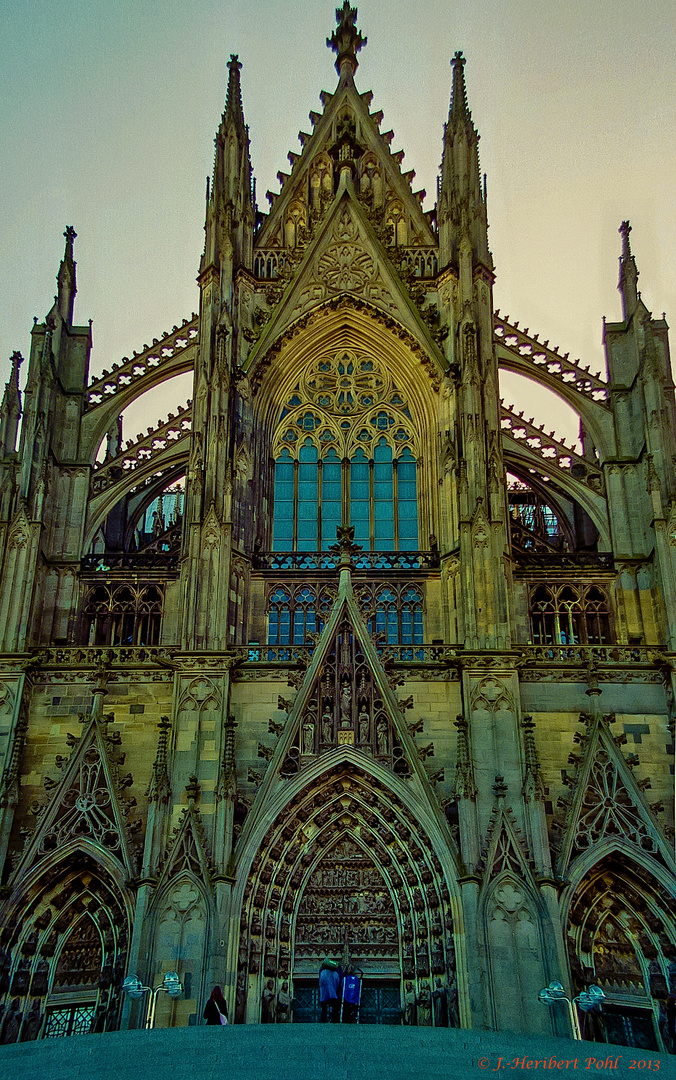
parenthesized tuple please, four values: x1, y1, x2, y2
(236, 762, 456, 1022)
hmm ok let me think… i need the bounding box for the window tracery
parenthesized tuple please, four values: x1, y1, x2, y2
(265, 582, 423, 648)
(529, 584, 612, 646)
(82, 583, 164, 646)
(272, 351, 418, 552)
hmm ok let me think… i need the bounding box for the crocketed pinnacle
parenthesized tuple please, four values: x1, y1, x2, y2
(225, 53, 245, 133)
(450, 51, 470, 124)
(327, 1, 366, 77)
(618, 219, 639, 320)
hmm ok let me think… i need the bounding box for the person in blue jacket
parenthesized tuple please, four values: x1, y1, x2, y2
(319, 958, 342, 1022)
(341, 966, 361, 1023)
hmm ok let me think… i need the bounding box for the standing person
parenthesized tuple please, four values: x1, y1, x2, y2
(319, 958, 341, 1023)
(204, 986, 229, 1025)
(341, 966, 361, 1023)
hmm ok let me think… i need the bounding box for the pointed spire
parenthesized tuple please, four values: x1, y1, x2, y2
(327, 2, 366, 78)
(224, 53, 245, 134)
(450, 51, 469, 124)
(56, 226, 77, 325)
(0, 351, 23, 456)
(618, 219, 639, 320)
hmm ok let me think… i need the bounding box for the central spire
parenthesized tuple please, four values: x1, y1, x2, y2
(327, 1, 366, 77)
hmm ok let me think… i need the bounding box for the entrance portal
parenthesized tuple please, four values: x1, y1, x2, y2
(294, 837, 399, 976)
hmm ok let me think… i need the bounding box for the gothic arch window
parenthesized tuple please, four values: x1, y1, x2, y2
(83, 582, 164, 646)
(375, 585, 423, 645)
(529, 583, 612, 646)
(272, 352, 419, 552)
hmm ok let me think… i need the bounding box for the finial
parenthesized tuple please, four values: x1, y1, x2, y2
(63, 225, 76, 258)
(327, 2, 366, 77)
(225, 53, 244, 128)
(450, 50, 469, 122)
(619, 219, 632, 258)
(9, 351, 23, 381)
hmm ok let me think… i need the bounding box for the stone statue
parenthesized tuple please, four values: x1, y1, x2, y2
(302, 720, 314, 755)
(403, 980, 417, 1025)
(340, 682, 352, 726)
(322, 711, 333, 743)
(20, 999, 43, 1042)
(358, 709, 369, 743)
(30, 958, 49, 997)
(0, 998, 22, 1044)
(376, 718, 388, 754)
(447, 974, 460, 1027)
(432, 977, 448, 1027)
(417, 984, 432, 1025)
(261, 978, 276, 1023)
(277, 980, 292, 1022)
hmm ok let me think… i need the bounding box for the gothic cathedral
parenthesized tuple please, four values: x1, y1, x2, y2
(0, 3, 674, 1051)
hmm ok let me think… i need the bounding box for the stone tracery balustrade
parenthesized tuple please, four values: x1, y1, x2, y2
(90, 404, 192, 494)
(495, 313, 610, 407)
(81, 551, 180, 573)
(500, 400, 604, 490)
(15, 643, 663, 671)
(253, 550, 440, 571)
(520, 644, 660, 665)
(86, 315, 199, 409)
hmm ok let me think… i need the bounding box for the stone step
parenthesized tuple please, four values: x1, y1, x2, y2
(0, 1024, 673, 1080)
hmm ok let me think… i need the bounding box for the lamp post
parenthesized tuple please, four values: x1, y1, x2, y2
(538, 981, 582, 1040)
(122, 971, 184, 1029)
(538, 981, 606, 1041)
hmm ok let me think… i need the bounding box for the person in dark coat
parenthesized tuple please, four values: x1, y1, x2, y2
(204, 985, 229, 1025)
(319, 959, 341, 1023)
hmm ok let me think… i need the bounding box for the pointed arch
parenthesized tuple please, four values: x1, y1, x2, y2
(229, 756, 462, 1025)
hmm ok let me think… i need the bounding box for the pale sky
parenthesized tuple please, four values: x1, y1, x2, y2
(2, 0, 675, 449)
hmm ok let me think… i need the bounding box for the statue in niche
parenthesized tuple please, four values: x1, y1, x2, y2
(20, 1000, 42, 1042)
(340, 682, 352, 727)
(276, 980, 292, 1022)
(376, 718, 388, 754)
(30, 959, 49, 997)
(0, 998, 22, 1044)
(321, 711, 334, 743)
(358, 708, 370, 743)
(261, 978, 276, 1023)
(447, 973, 460, 1027)
(402, 981, 417, 1026)
(235, 971, 248, 1024)
(302, 720, 315, 756)
(417, 984, 432, 1026)
(432, 978, 448, 1027)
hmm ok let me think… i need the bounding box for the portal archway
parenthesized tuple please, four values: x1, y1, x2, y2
(233, 760, 460, 1026)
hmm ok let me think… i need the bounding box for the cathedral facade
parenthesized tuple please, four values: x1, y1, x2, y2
(0, 3, 675, 1050)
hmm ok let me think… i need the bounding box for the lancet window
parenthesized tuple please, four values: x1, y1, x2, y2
(82, 583, 164, 646)
(529, 583, 612, 645)
(272, 352, 418, 552)
(266, 582, 423, 647)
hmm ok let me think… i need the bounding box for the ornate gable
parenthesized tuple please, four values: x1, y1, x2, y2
(239, 531, 446, 843)
(555, 713, 675, 876)
(12, 712, 140, 881)
(248, 186, 445, 375)
(156, 778, 215, 891)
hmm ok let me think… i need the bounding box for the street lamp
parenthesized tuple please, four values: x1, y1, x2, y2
(538, 981, 582, 1040)
(122, 971, 184, 1029)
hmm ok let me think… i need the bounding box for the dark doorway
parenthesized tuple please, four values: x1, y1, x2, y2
(602, 1005, 658, 1051)
(291, 979, 401, 1024)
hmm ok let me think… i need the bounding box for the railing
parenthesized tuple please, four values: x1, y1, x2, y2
(253, 550, 440, 571)
(14, 642, 666, 673)
(520, 644, 661, 665)
(81, 553, 180, 573)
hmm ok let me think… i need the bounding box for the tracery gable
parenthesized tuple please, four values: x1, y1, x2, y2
(155, 787, 215, 894)
(240, 558, 446, 835)
(555, 712, 675, 878)
(11, 713, 140, 883)
(247, 188, 446, 375)
(255, 79, 434, 254)
(477, 804, 537, 885)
